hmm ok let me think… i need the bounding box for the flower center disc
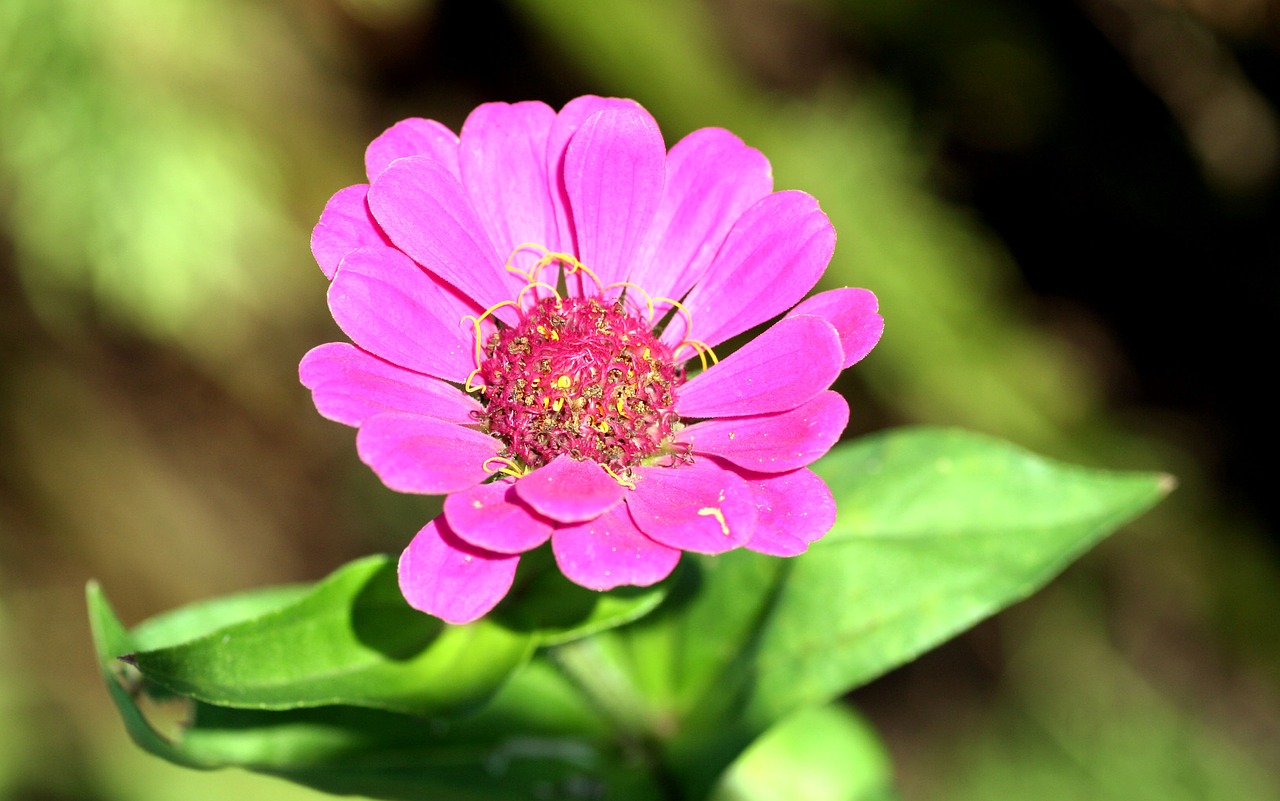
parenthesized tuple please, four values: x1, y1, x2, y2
(478, 296, 683, 473)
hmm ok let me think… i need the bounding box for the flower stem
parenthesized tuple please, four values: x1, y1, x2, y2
(549, 638, 687, 801)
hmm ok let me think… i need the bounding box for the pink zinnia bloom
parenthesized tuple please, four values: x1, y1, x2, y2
(302, 97, 883, 624)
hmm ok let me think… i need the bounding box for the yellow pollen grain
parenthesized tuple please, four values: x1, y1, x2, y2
(555, 375, 572, 389)
(698, 507, 731, 535)
(552, 398, 564, 412)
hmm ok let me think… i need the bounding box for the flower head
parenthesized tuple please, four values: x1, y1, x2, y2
(302, 97, 883, 623)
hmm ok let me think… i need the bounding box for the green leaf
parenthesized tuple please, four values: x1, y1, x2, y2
(89, 567, 664, 800)
(87, 580, 206, 768)
(174, 660, 663, 801)
(591, 427, 1169, 796)
(710, 703, 899, 801)
(92, 598, 657, 801)
(122, 556, 532, 716)
(747, 429, 1172, 716)
(91, 555, 686, 798)
(129, 584, 311, 652)
(88, 551, 682, 799)
(746, 427, 1170, 721)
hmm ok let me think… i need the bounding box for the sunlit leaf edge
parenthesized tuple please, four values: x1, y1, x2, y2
(122, 556, 534, 716)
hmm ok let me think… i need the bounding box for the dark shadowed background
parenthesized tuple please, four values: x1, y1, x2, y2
(1, 1, 1276, 799)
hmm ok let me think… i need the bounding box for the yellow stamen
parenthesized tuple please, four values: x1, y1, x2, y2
(653, 295, 695, 340)
(482, 456, 528, 479)
(503, 242, 554, 282)
(503, 244, 592, 305)
(515, 280, 560, 307)
(675, 338, 719, 372)
(605, 281, 657, 320)
(462, 299, 520, 373)
(602, 463, 637, 489)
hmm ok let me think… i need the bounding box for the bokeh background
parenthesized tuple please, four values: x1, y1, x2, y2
(1, 1, 1277, 799)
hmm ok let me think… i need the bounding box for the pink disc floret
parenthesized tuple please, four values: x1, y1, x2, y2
(478, 295, 684, 475)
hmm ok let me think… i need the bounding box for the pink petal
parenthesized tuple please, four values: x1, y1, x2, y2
(398, 517, 519, 625)
(328, 245, 483, 383)
(742, 467, 836, 556)
(551, 505, 681, 591)
(299, 342, 482, 427)
(680, 391, 849, 473)
(311, 184, 388, 280)
(626, 460, 757, 554)
(459, 101, 560, 272)
(546, 96, 642, 259)
(356, 412, 499, 494)
(365, 117, 460, 181)
(563, 106, 666, 290)
(676, 315, 842, 419)
(513, 455, 625, 523)
(744, 525, 805, 557)
(630, 127, 773, 301)
(664, 191, 835, 350)
(444, 479, 553, 555)
(787, 288, 884, 368)
(367, 156, 518, 325)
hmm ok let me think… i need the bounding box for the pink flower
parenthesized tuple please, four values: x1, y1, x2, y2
(302, 97, 883, 624)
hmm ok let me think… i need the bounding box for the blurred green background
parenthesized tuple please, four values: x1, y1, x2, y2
(1, 0, 1276, 799)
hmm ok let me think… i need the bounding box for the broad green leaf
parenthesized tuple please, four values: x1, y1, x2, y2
(710, 703, 899, 801)
(90, 571, 663, 800)
(92, 591, 657, 801)
(121, 556, 532, 716)
(87, 580, 206, 768)
(591, 427, 1168, 796)
(746, 427, 1170, 721)
(173, 661, 656, 801)
(88, 554, 682, 800)
(130, 584, 311, 651)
